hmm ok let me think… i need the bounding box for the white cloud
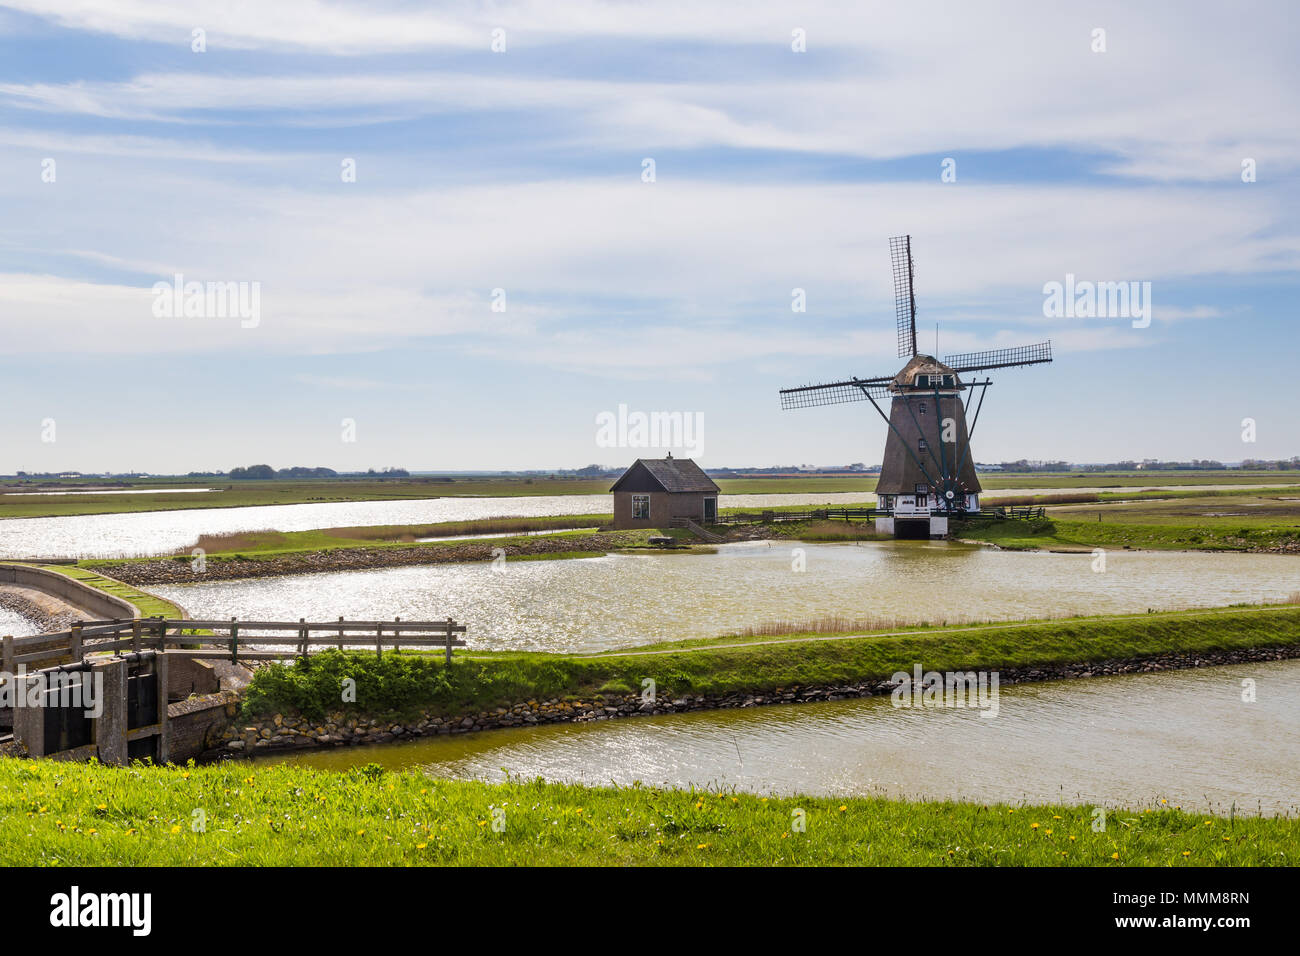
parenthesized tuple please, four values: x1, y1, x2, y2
(0, 175, 1292, 369)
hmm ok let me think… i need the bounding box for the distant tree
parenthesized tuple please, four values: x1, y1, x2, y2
(228, 464, 275, 479)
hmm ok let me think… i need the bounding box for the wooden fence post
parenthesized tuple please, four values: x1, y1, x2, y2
(230, 617, 238, 664)
(375, 622, 383, 660)
(155, 616, 166, 650)
(2, 634, 11, 674)
(131, 619, 141, 655)
(445, 617, 454, 665)
(337, 616, 344, 651)
(298, 617, 307, 658)
(69, 623, 82, 663)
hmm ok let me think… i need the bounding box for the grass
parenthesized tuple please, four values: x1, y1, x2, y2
(238, 603, 1300, 720)
(957, 498, 1300, 551)
(182, 515, 613, 557)
(1, 563, 186, 620)
(3, 471, 1294, 518)
(1, 759, 1292, 866)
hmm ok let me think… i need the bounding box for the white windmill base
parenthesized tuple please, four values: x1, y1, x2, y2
(875, 515, 948, 537)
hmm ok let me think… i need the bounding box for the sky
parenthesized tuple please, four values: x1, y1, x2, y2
(0, 0, 1297, 473)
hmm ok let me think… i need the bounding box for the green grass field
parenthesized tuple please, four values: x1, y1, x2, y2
(1, 760, 1291, 866)
(954, 493, 1300, 552)
(2, 471, 1294, 518)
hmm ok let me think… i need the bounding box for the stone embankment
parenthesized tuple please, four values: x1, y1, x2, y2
(0, 586, 77, 635)
(213, 642, 1300, 759)
(97, 527, 772, 586)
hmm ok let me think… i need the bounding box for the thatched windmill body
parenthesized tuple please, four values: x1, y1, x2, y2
(779, 235, 1052, 538)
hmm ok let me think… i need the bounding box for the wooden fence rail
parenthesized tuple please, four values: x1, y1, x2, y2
(2, 616, 467, 671)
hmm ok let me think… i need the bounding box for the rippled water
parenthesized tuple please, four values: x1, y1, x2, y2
(0, 606, 36, 637)
(3, 488, 215, 496)
(3, 483, 1279, 559)
(156, 541, 1300, 654)
(267, 659, 1300, 814)
(0, 492, 879, 558)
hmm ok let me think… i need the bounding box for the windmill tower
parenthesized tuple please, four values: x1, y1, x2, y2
(779, 235, 1053, 538)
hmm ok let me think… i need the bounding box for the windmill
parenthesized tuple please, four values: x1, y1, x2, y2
(779, 235, 1052, 538)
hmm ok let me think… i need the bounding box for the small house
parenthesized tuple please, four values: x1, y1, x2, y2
(610, 455, 720, 529)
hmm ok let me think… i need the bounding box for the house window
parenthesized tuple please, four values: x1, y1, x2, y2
(916, 374, 929, 388)
(918, 438, 928, 451)
(632, 495, 650, 519)
(919, 401, 927, 415)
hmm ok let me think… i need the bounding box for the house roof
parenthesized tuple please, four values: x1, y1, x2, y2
(609, 456, 720, 494)
(892, 354, 962, 390)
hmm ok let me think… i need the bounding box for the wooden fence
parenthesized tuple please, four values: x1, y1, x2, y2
(2, 616, 468, 672)
(711, 505, 1045, 525)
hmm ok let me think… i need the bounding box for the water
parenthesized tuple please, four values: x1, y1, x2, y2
(1, 483, 1279, 559)
(3, 488, 215, 496)
(155, 541, 1300, 654)
(0, 606, 37, 637)
(266, 659, 1300, 815)
(0, 492, 868, 558)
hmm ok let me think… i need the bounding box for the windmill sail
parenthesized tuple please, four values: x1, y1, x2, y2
(943, 341, 1052, 374)
(779, 376, 893, 410)
(890, 234, 917, 357)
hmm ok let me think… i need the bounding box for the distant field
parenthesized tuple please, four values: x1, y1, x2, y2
(1, 471, 1294, 518)
(954, 492, 1300, 552)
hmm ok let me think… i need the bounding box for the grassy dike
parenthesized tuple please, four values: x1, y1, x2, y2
(1, 759, 1294, 866)
(240, 604, 1300, 720)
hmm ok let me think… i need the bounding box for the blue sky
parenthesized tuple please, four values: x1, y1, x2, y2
(0, 1, 1297, 473)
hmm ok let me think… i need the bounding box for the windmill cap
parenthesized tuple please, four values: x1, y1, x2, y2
(892, 354, 962, 389)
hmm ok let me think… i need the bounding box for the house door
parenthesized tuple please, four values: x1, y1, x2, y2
(703, 496, 717, 522)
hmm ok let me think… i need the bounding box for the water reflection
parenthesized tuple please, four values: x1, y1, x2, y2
(266, 660, 1300, 815)
(158, 540, 1300, 653)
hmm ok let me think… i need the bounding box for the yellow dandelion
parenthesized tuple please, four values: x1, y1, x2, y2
(416, 843, 427, 850)
(1031, 822, 1040, 830)
(1111, 852, 1119, 860)
(1182, 850, 1191, 857)
(170, 825, 181, 834)
(838, 805, 847, 812)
